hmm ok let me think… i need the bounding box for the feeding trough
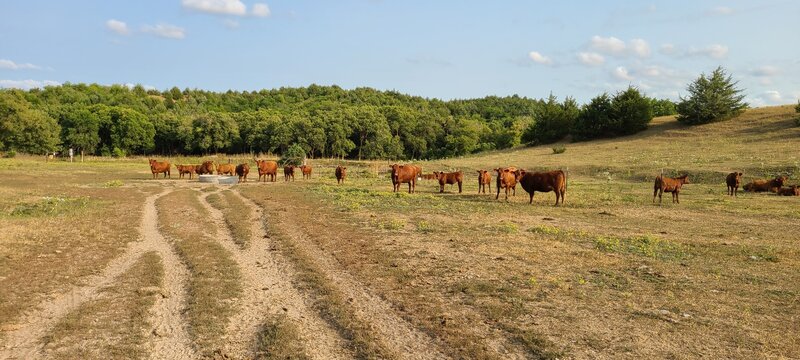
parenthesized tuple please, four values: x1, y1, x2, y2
(198, 175, 238, 185)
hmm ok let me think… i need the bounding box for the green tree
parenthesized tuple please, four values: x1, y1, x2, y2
(95, 106, 155, 155)
(522, 95, 578, 145)
(676, 66, 748, 125)
(611, 86, 653, 135)
(191, 112, 238, 154)
(58, 105, 101, 159)
(571, 93, 613, 141)
(0, 91, 61, 154)
(280, 143, 306, 166)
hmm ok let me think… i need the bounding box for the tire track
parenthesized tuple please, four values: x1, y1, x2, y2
(197, 189, 352, 360)
(252, 194, 449, 360)
(0, 189, 196, 360)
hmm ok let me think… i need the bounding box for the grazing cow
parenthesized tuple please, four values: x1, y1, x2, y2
(494, 167, 519, 201)
(175, 164, 197, 179)
(653, 174, 690, 204)
(518, 170, 567, 206)
(421, 173, 437, 180)
(335, 165, 347, 184)
(236, 163, 250, 183)
(743, 176, 788, 193)
(196, 161, 215, 175)
(390, 164, 417, 193)
(477, 170, 492, 194)
(777, 185, 800, 196)
(726, 172, 743, 197)
(299, 164, 313, 179)
(217, 163, 235, 176)
(255, 159, 278, 182)
(149, 159, 171, 179)
(437, 171, 464, 193)
(284, 165, 296, 181)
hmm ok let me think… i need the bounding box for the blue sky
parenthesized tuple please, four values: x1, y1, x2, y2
(1, 0, 798, 105)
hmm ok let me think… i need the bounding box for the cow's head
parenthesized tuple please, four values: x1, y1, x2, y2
(680, 175, 690, 184)
(776, 176, 788, 186)
(149, 159, 156, 165)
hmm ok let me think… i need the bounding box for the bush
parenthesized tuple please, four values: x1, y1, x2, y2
(552, 146, 566, 154)
(280, 143, 306, 166)
(571, 87, 653, 141)
(521, 95, 579, 145)
(112, 147, 126, 158)
(571, 93, 613, 141)
(4, 150, 16, 158)
(676, 66, 748, 125)
(649, 98, 677, 117)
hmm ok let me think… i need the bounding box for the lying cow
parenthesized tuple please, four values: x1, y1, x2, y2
(236, 163, 250, 183)
(743, 176, 788, 193)
(777, 185, 800, 196)
(518, 170, 567, 206)
(390, 164, 417, 193)
(335, 165, 347, 184)
(255, 159, 278, 182)
(494, 167, 519, 201)
(149, 159, 170, 179)
(726, 172, 743, 197)
(653, 174, 690, 204)
(175, 164, 197, 179)
(437, 171, 463, 193)
(284, 165, 295, 181)
(477, 170, 492, 194)
(299, 165, 313, 179)
(196, 161, 215, 175)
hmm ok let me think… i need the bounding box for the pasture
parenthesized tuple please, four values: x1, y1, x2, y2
(1, 105, 799, 359)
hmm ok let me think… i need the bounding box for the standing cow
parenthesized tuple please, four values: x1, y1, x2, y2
(149, 159, 171, 179)
(255, 159, 278, 182)
(726, 172, 743, 197)
(437, 171, 463, 193)
(299, 164, 313, 179)
(518, 170, 567, 206)
(284, 165, 295, 181)
(196, 161, 215, 175)
(236, 163, 250, 183)
(495, 167, 519, 201)
(390, 164, 417, 193)
(217, 163, 235, 176)
(335, 165, 347, 184)
(653, 174, 690, 204)
(477, 170, 492, 194)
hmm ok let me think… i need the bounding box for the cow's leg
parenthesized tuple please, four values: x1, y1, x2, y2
(495, 186, 500, 200)
(529, 192, 534, 204)
(458, 181, 462, 193)
(658, 189, 663, 204)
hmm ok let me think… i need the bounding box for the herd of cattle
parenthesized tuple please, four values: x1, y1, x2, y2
(148, 159, 798, 205)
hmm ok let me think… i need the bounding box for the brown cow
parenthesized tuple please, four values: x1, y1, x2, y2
(743, 176, 788, 193)
(196, 161, 215, 175)
(777, 185, 800, 196)
(149, 159, 171, 179)
(726, 172, 743, 197)
(236, 163, 250, 183)
(477, 170, 492, 194)
(217, 163, 235, 176)
(335, 165, 347, 184)
(255, 159, 278, 182)
(437, 171, 463, 193)
(284, 165, 295, 181)
(299, 164, 312, 179)
(518, 170, 567, 206)
(494, 167, 519, 201)
(175, 164, 197, 179)
(653, 174, 690, 204)
(390, 164, 417, 193)
(421, 173, 437, 180)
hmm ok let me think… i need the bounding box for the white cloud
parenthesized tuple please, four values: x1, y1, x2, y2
(182, 0, 247, 16)
(142, 24, 186, 39)
(612, 66, 634, 81)
(760, 90, 783, 104)
(527, 51, 552, 65)
(687, 44, 728, 59)
(629, 39, 651, 58)
(708, 6, 734, 16)
(252, 3, 270, 17)
(0, 79, 60, 90)
(106, 19, 130, 35)
(577, 52, 604, 66)
(590, 36, 626, 56)
(0, 59, 42, 70)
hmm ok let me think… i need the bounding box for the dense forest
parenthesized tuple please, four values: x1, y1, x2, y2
(0, 83, 676, 160)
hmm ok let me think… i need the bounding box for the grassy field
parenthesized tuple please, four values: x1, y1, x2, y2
(0, 105, 798, 359)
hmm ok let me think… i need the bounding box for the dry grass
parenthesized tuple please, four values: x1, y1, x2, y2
(40, 251, 163, 359)
(254, 314, 311, 360)
(156, 189, 243, 357)
(206, 190, 253, 249)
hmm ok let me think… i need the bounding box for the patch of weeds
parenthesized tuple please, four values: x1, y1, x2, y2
(527, 224, 561, 236)
(103, 179, 123, 187)
(747, 246, 779, 262)
(587, 269, 631, 290)
(495, 221, 519, 234)
(552, 146, 566, 154)
(417, 220, 433, 233)
(378, 218, 406, 231)
(594, 234, 686, 260)
(255, 314, 310, 360)
(9, 196, 90, 217)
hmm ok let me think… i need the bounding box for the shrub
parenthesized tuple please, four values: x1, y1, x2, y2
(649, 97, 677, 117)
(676, 66, 748, 125)
(280, 143, 306, 166)
(572, 87, 652, 141)
(521, 94, 579, 145)
(112, 147, 126, 158)
(552, 146, 566, 154)
(571, 93, 613, 141)
(4, 150, 16, 158)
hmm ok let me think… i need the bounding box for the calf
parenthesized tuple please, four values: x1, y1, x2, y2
(299, 164, 313, 179)
(335, 165, 347, 184)
(255, 159, 278, 182)
(176, 164, 197, 179)
(196, 161, 215, 175)
(494, 167, 519, 201)
(518, 170, 567, 206)
(437, 171, 463, 193)
(217, 163, 235, 176)
(743, 176, 788, 193)
(653, 174, 690, 204)
(777, 185, 800, 196)
(390, 164, 417, 193)
(284, 165, 295, 181)
(149, 159, 171, 179)
(476, 170, 492, 194)
(421, 173, 437, 180)
(726, 172, 743, 197)
(236, 163, 250, 183)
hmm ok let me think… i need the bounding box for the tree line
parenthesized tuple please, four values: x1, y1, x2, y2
(0, 83, 678, 159)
